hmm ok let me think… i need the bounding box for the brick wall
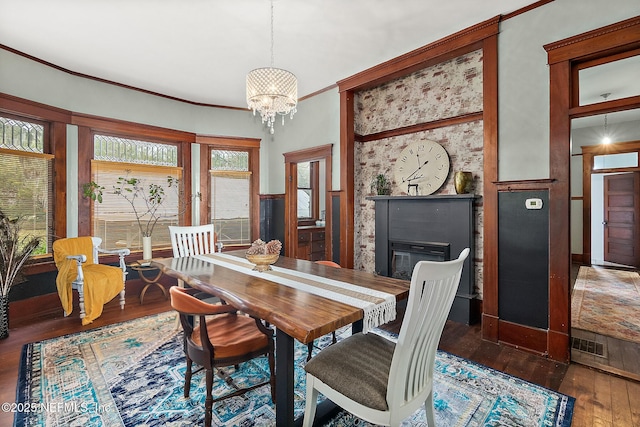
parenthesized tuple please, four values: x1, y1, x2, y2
(353, 49, 485, 298)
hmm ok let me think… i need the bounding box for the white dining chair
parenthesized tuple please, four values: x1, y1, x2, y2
(169, 224, 218, 258)
(168, 224, 220, 306)
(302, 248, 470, 427)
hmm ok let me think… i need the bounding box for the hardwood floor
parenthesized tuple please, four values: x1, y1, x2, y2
(570, 263, 640, 382)
(1, 288, 639, 426)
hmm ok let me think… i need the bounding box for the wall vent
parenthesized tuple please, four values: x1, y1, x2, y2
(571, 337, 606, 357)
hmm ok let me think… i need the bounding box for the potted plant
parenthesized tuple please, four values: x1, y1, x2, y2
(83, 172, 198, 259)
(0, 210, 42, 339)
(371, 174, 392, 195)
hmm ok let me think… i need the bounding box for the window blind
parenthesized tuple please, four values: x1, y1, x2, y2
(91, 160, 183, 251)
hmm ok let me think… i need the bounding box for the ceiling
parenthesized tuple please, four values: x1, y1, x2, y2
(1, 0, 537, 109)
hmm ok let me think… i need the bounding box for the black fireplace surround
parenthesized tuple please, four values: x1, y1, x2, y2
(369, 194, 478, 324)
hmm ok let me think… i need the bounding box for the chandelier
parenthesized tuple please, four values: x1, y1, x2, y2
(246, 0, 297, 134)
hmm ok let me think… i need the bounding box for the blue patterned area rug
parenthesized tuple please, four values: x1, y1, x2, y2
(14, 312, 574, 426)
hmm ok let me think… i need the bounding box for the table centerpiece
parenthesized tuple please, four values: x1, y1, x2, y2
(246, 239, 281, 272)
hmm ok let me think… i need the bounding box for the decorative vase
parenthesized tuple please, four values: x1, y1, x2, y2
(142, 236, 153, 261)
(246, 253, 279, 272)
(454, 171, 473, 194)
(0, 295, 9, 339)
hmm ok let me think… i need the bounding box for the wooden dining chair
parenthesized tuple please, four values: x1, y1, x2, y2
(306, 260, 341, 361)
(302, 248, 469, 427)
(170, 286, 276, 427)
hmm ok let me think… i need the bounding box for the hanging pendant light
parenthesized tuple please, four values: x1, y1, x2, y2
(601, 93, 611, 144)
(246, 0, 297, 134)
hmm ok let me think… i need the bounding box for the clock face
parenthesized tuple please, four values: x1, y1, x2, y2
(393, 140, 450, 195)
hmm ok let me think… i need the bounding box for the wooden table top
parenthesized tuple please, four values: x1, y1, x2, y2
(151, 251, 409, 344)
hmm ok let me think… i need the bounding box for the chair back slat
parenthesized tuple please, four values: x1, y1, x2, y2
(387, 248, 469, 410)
(169, 225, 217, 257)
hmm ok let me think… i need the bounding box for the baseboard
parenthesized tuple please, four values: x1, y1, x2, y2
(8, 279, 161, 325)
(498, 320, 547, 355)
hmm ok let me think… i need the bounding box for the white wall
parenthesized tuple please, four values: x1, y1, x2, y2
(262, 88, 340, 194)
(497, 0, 640, 181)
(0, 47, 341, 200)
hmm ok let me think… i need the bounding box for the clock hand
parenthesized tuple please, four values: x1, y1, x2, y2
(407, 173, 424, 182)
(402, 160, 429, 182)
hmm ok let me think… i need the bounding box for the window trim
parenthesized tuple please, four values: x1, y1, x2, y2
(74, 113, 195, 259)
(0, 93, 70, 272)
(297, 160, 320, 221)
(197, 135, 260, 248)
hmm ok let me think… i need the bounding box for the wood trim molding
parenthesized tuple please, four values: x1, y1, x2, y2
(493, 179, 555, 189)
(259, 193, 285, 200)
(481, 33, 499, 338)
(283, 144, 333, 163)
(0, 92, 71, 123)
(581, 140, 640, 153)
(501, 0, 554, 21)
(283, 144, 333, 260)
(196, 134, 261, 148)
(545, 16, 640, 363)
(498, 320, 548, 355)
(199, 144, 209, 225)
(355, 112, 483, 143)
(339, 91, 355, 268)
(299, 84, 338, 102)
(199, 140, 261, 238)
(72, 113, 195, 142)
(544, 15, 640, 64)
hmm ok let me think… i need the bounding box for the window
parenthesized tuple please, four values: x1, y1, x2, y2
(297, 161, 312, 218)
(0, 115, 53, 256)
(210, 149, 252, 245)
(91, 134, 183, 251)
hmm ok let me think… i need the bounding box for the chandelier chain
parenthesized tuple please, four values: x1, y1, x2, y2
(270, 0, 274, 67)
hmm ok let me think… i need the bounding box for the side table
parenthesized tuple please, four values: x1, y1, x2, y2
(129, 261, 167, 304)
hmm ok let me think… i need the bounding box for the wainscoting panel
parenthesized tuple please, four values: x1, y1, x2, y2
(498, 190, 549, 329)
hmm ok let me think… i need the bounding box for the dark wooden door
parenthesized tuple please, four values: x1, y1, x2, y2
(604, 172, 640, 267)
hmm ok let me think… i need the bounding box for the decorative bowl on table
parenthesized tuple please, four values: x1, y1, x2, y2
(246, 253, 279, 272)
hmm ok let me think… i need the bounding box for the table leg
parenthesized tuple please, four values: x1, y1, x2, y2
(352, 319, 363, 334)
(276, 328, 296, 427)
(137, 269, 167, 304)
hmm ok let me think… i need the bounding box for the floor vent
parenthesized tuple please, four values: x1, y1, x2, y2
(571, 337, 606, 357)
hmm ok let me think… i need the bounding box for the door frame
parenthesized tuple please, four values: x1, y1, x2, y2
(580, 141, 640, 266)
(545, 16, 640, 361)
(283, 144, 333, 259)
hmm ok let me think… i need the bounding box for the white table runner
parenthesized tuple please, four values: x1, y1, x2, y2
(193, 253, 396, 333)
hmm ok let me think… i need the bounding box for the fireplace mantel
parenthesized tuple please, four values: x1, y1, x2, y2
(367, 194, 478, 201)
(369, 194, 479, 324)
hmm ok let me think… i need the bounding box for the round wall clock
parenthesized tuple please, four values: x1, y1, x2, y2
(393, 140, 450, 195)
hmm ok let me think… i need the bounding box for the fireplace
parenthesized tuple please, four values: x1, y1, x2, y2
(369, 194, 478, 324)
(390, 240, 450, 280)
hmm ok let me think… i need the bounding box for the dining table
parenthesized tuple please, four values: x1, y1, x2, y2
(151, 250, 410, 426)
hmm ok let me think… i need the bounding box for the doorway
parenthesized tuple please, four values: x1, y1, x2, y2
(283, 144, 333, 260)
(572, 141, 640, 380)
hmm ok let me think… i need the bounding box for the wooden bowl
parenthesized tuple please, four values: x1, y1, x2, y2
(246, 253, 279, 272)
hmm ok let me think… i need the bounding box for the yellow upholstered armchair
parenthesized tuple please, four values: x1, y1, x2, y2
(53, 236, 130, 325)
